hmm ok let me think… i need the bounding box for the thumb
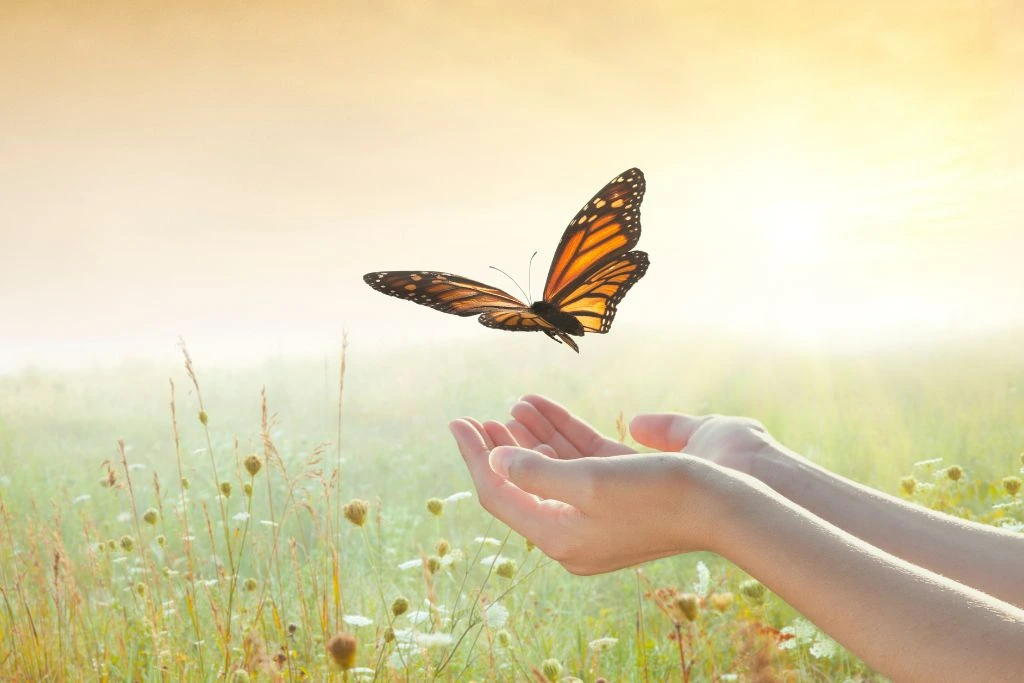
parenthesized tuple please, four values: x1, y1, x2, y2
(629, 413, 703, 452)
(490, 446, 581, 503)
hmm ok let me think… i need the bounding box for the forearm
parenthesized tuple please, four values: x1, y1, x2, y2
(753, 443, 1024, 607)
(710, 476, 1024, 682)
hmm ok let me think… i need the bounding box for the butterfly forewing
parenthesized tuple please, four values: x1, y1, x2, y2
(362, 271, 527, 316)
(553, 251, 649, 333)
(543, 168, 645, 302)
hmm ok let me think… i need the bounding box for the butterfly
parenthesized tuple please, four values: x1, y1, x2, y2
(363, 168, 649, 352)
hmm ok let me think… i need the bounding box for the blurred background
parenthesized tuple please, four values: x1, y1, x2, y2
(2, 0, 1021, 371)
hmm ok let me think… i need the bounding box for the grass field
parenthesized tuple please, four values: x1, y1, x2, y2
(1, 331, 1022, 681)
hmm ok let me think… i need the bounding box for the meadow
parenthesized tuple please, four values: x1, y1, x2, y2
(1, 330, 1022, 681)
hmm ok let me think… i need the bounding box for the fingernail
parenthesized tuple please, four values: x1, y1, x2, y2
(490, 446, 517, 478)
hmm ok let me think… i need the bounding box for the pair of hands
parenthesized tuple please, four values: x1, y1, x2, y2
(450, 394, 776, 575)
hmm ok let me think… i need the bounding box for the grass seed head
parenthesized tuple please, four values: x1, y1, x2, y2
(180, 477, 190, 490)
(426, 497, 444, 516)
(669, 592, 700, 622)
(343, 499, 370, 527)
(496, 558, 517, 579)
(243, 577, 258, 592)
(243, 482, 253, 497)
(198, 410, 208, 425)
(143, 508, 158, 525)
(391, 596, 409, 616)
(243, 454, 262, 477)
(436, 538, 450, 557)
(946, 465, 963, 482)
(220, 481, 232, 497)
(426, 555, 442, 574)
(119, 535, 135, 552)
(326, 632, 358, 670)
(542, 658, 563, 680)
(1003, 476, 1022, 497)
(156, 534, 166, 546)
(740, 579, 767, 603)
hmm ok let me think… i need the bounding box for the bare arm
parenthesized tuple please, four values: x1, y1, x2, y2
(450, 416, 1024, 682)
(509, 394, 1024, 608)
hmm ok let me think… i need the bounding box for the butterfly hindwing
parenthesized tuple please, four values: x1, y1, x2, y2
(543, 168, 645, 302)
(362, 271, 527, 316)
(552, 251, 649, 333)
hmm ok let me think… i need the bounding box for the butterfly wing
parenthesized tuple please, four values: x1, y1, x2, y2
(543, 168, 645, 302)
(363, 271, 527, 316)
(552, 251, 649, 333)
(479, 311, 581, 352)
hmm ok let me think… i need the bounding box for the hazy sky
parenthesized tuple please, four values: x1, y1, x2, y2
(2, 0, 1022, 369)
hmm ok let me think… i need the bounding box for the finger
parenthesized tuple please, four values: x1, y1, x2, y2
(521, 394, 635, 457)
(482, 420, 519, 448)
(510, 400, 583, 459)
(629, 413, 704, 452)
(504, 420, 539, 448)
(490, 446, 591, 507)
(463, 417, 494, 449)
(535, 443, 558, 458)
(449, 421, 569, 540)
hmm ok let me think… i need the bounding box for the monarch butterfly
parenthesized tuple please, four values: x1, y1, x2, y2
(363, 168, 649, 352)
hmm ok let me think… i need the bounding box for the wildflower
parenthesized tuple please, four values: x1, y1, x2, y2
(383, 627, 396, 643)
(134, 582, 146, 596)
(1003, 476, 1022, 497)
(72, 494, 92, 504)
(414, 632, 453, 649)
(484, 602, 509, 628)
(495, 558, 517, 579)
(494, 629, 512, 647)
(243, 454, 262, 477)
(709, 592, 735, 611)
(542, 658, 563, 680)
(444, 491, 472, 503)
(946, 465, 963, 482)
(242, 577, 258, 592)
(156, 534, 166, 547)
(391, 597, 409, 617)
(398, 558, 423, 570)
(220, 481, 232, 497)
(740, 579, 766, 603)
(119, 535, 135, 552)
(343, 614, 373, 627)
(143, 508, 159, 525)
(669, 593, 699, 622)
(180, 477, 191, 490)
(693, 560, 711, 597)
(233, 511, 251, 522)
(436, 538, 450, 557)
(426, 555, 441, 574)
(243, 482, 253, 497)
(198, 410, 208, 425)
(588, 636, 618, 652)
(426, 498, 444, 516)
(900, 476, 917, 495)
(344, 499, 370, 527)
(288, 623, 298, 636)
(326, 632, 358, 670)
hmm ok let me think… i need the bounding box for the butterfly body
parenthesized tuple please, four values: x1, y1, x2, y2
(364, 168, 649, 352)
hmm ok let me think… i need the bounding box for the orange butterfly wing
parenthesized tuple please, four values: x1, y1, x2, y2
(551, 251, 649, 333)
(362, 271, 527, 316)
(543, 167, 645, 303)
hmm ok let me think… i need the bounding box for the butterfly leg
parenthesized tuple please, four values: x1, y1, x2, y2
(544, 330, 580, 353)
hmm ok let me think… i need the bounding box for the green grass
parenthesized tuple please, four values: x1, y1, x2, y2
(1, 331, 1022, 681)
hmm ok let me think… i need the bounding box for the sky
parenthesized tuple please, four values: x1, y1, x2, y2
(2, 0, 1022, 370)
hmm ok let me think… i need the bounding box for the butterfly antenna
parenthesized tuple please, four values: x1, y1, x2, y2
(527, 250, 538, 302)
(489, 265, 531, 303)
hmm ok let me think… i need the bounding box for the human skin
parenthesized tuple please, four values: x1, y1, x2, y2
(449, 394, 1024, 683)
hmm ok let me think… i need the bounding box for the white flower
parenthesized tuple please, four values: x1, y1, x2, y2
(588, 637, 618, 652)
(259, 520, 278, 527)
(406, 610, 432, 625)
(343, 614, 373, 627)
(73, 494, 92, 504)
(912, 457, 943, 468)
(117, 512, 132, 523)
(414, 632, 453, 649)
(444, 491, 473, 503)
(484, 602, 509, 629)
(480, 554, 510, 566)
(809, 634, 838, 659)
(692, 561, 711, 597)
(398, 558, 423, 571)
(232, 512, 250, 522)
(128, 463, 146, 471)
(475, 536, 503, 546)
